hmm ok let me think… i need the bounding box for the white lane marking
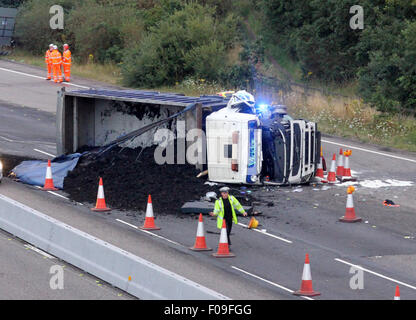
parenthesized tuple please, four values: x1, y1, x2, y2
(47, 191, 69, 200)
(237, 223, 293, 244)
(0, 66, 89, 89)
(231, 266, 314, 300)
(335, 258, 416, 290)
(33, 148, 56, 158)
(0, 135, 56, 146)
(322, 139, 416, 164)
(63, 82, 90, 89)
(116, 219, 182, 247)
(24, 244, 55, 259)
(0, 67, 44, 80)
(0, 135, 14, 142)
(35, 185, 70, 200)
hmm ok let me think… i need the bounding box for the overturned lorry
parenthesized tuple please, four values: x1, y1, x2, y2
(57, 88, 320, 185)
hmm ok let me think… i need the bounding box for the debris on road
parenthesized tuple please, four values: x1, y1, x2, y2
(0, 154, 32, 176)
(11, 153, 82, 189)
(359, 179, 414, 189)
(383, 199, 400, 207)
(204, 181, 218, 187)
(64, 146, 218, 214)
(196, 170, 208, 178)
(64, 146, 256, 214)
(204, 192, 217, 201)
(247, 217, 259, 229)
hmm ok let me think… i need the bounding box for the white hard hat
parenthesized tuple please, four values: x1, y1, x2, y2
(227, 90, 255, 110)
(53, 45, 58, 49)
(63, 43, 69, 47)
(49, 44, 54, 47)
(219, 187, 230, 193)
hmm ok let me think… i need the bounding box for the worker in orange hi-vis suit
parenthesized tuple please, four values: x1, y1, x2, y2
(62, 44, 72, 82)
(51, 45, 63, 83)
(45, 44, 54, 80)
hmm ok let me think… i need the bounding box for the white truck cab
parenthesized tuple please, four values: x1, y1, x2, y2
(206, 107, 262, 184)
(206, 91, 320, 185)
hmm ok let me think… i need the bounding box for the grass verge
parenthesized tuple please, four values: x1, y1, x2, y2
(286, 91, 416, 152)
(1, 49, 122, 85)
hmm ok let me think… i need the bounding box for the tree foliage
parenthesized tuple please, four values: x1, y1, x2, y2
(261, 0, 416, 113)
(122, 2, 238, 87)
(0, 0, 25, 8)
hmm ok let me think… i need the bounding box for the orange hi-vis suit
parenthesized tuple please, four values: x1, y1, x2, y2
(51, 49, 63, 83)
(62, 49, 72, 82)
(45, 49, 53, 80)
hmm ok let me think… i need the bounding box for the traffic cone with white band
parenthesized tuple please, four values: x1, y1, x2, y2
(327, 154, 337, 184)
(315, 147, 326, 182)
(336, 148, 344, 178)
(91, 177, 111, 212)
(339, 186, 361, 222)
(140, 195, 160, 230)
(342, 150, 356, 181)
(190, 214, 212, 251)
(293, 253, 320, 297)
(213, 220, 235, 258)
(42, 160, 58, 191)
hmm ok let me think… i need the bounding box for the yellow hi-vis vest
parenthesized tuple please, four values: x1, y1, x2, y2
(213, 195, 245, 229)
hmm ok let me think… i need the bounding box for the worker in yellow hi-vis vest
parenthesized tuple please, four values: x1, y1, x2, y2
(210, 187, 247, 245)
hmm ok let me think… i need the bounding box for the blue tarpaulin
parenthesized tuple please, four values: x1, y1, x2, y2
(12, 153, 82, 189)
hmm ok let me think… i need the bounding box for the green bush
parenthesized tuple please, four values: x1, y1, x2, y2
(260, 0, 416, 114)
(184, 40, 227, 80)
(14, 0, 144, 63)
(122, 2, 238, 88)
(357, 11, 416, 114)
(65, 0, 143, 63)
(14, 0, 76, 54)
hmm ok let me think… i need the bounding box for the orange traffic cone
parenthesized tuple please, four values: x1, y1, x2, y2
(293, 253, 320, 297)
(42, 160, 58, 191)
(327, 154, 337, 184)
(394, 285, 400, 300)
(342, 150, 356, 181)
(140, 195, 160, 230)
(212, 220, 235, 258)
(336, 148, 344, 177)
(339, 186, 361, 222)
(91, 177, 111, 212)
(190, 214, 212, 251)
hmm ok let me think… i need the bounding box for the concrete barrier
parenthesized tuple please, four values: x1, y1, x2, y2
(0, 194, 229, 300)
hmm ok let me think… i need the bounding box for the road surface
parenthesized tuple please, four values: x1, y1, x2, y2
(0, 225, 132, 299)
(1, 59, 416, 300)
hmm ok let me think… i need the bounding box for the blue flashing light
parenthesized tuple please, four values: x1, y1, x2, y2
(256, 103, 269, 112)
